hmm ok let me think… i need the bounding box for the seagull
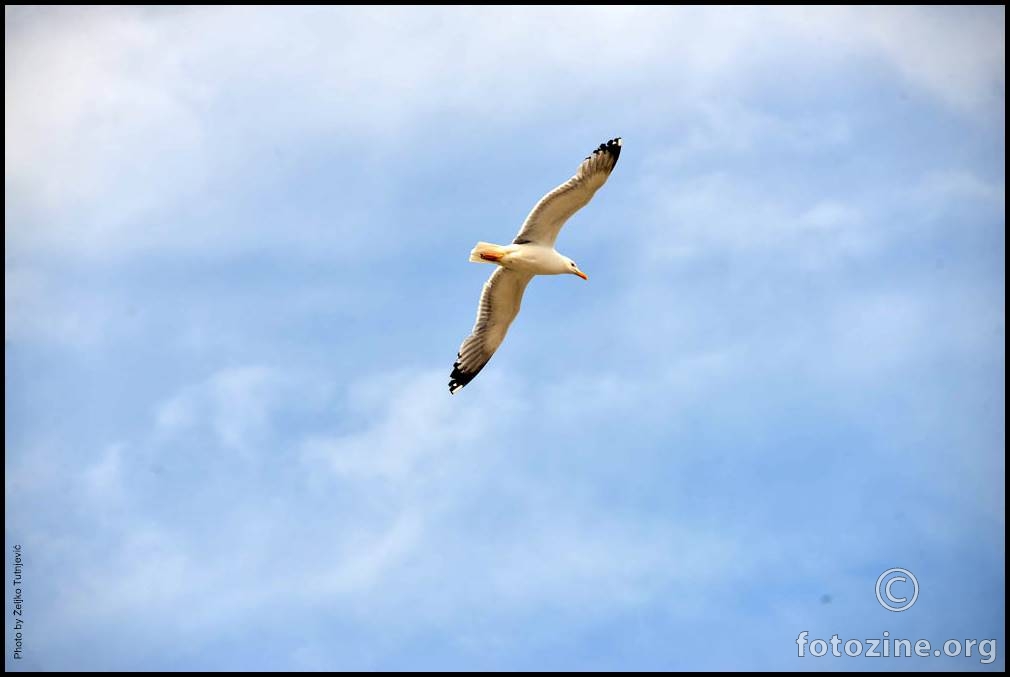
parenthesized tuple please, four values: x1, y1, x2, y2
(448, 137, 622, 395)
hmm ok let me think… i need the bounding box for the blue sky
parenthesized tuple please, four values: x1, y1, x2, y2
(4, 6, 1005, 671)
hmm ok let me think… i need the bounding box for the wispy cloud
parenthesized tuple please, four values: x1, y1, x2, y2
(5, 7, 1003, 261)
(154, 365, 334, 454)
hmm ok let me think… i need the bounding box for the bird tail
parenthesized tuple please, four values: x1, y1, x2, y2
(469, 242, 507, 264)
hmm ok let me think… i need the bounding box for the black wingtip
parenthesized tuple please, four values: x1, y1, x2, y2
(448, 364, 465, 395)
(448, 356, 481, 395)
(448, 348, 495, 395)
(448, 368, 473, 395)
(585, 137, 622, 166)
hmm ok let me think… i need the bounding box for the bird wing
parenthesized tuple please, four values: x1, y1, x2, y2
(449, 267, 534, 394)
(511, 137, 622, 248)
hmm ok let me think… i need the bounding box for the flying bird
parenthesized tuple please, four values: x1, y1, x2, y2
(448, 137, 622, 394)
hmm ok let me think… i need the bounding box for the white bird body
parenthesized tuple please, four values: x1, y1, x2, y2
(449, 137, 622, 395)
(469, 242, 578, 276)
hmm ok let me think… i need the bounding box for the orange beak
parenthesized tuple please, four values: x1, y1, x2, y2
(574, 269, 588, 280)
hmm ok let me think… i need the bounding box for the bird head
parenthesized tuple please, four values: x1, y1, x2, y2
(566, 258, 588, 280)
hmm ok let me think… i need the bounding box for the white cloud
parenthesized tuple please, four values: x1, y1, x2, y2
(284, 368, 754, 611)
(82, 443, 125, 501)
(800, 200, 864, 232)
(5, 6, 1003, 260)
(764, 7, 1005, 116)
(4, 266, 122, 348)
(637, 171, 878, 269)
(301, 367, 522, 481)
(36, 365, 754, 647)
(832, 6, 1004, 114)
(914, 169, 1006, 209)
(646, 103, 854, 169)
(154, 364, 330, 453)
